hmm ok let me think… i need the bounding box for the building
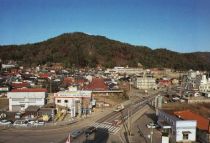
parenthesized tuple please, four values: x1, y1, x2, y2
(7, 88, 47, 112)
(134, 72, 157, 90)
(83, 77, 108, 91)
(106, 66, 143, 75)
(174, 110, 210, 143)
(154, 95, 163, 108)
(157, 110, 197, 143)
(158, 78, 171, 88)
(54, 86, 92, 117)
(199, 75, 210, 97)
(179, 70, 202, 97)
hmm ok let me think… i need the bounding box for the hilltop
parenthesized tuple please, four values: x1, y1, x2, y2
(0, 32, 210, 70)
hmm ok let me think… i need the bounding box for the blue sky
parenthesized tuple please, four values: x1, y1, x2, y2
(0, 0, 210, 53)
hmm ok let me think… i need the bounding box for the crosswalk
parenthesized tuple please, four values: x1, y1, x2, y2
(91, 122, 121, 134)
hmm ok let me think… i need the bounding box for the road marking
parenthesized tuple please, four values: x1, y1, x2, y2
(91, 122, 121, 134)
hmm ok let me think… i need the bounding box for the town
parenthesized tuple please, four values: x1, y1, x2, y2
(0, 61, 210, 143)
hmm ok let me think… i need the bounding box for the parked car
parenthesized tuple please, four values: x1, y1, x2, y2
(70, 129, 84, 138)
(27, 120, 35, 126)
(0, 119, 12, 125)
(13, 120, 28, 127)
(34, 121, 45, 126)
(15, 113, 22, 119)
(146, 122, 159, 128)
(85, 126, 96, 135)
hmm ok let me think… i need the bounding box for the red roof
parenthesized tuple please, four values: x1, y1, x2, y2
(63, 77, 86, 85)
(39, 73, 50, 79)
(11, 88, 47, 92)
(159, 80, 171, 83)
(174, 110, 210, 132)
(75, 79, 86, 84)
(83, 78, 108, 91)
(63, 77, 74, 85)
(12, 82, 30, 88)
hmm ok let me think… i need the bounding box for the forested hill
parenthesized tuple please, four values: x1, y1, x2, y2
(0, 32, 210, 70)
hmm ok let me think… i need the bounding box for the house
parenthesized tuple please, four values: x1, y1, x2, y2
(158, 79, 171, 88)
(157, 109, 197, 143)
(83, 77, 108, 91)
(174, 110, 210, 143)
(11, 82, 30, 89)
(7, 88, 47, 112)
(83, 77, 123, 107)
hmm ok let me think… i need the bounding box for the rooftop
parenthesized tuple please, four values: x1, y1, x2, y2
(162, 102, 210, 118)
(11, 88, 47, 92)
(83, 77, 108, 91)
(174, 110, 210, 132)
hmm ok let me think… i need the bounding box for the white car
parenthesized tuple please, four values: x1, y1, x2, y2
(0, 120, 12, 125)
(146, 122, 159, 128)
(13, 120, 28, 127)
(34, 121, 45, 126)
(27, 120, 35, 126)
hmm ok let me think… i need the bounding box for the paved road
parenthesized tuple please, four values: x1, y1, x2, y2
(0, 90, 161, 143)
(129, 108, 162, 143)
(90, 93, 158, 136)
(0, 106, 124, 143)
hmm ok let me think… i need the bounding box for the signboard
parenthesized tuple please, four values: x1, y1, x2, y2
(56, 91, 92, 98)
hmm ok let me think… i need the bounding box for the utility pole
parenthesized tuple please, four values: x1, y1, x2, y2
(148, 123, 155, 143)
(50, 78, 52, 93)
(150, 127, 153, 143)
(128, 78, 132, 136)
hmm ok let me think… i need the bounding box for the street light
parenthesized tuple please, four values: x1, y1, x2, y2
(147, 122, 156, 143)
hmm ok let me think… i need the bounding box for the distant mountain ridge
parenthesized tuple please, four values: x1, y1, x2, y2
(0, 32, 210, 71)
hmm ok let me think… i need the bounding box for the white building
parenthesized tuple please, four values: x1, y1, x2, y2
(158, 110, 197, 143)
(54, 86, 92, 117)
(199, 75, 210, 97)
(134, 73, 157, 90)
(7, 88, 47, 112)
(106, 67, 143, 75)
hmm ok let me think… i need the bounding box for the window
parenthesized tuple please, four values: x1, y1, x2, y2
(64, 100, 68, 103)
(29, 98, 36, 102)
(183, 133, 189, 140)
(12, 98, 24, 102)
(36, 98, 42, 101)
(57, 100, 61, 103)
